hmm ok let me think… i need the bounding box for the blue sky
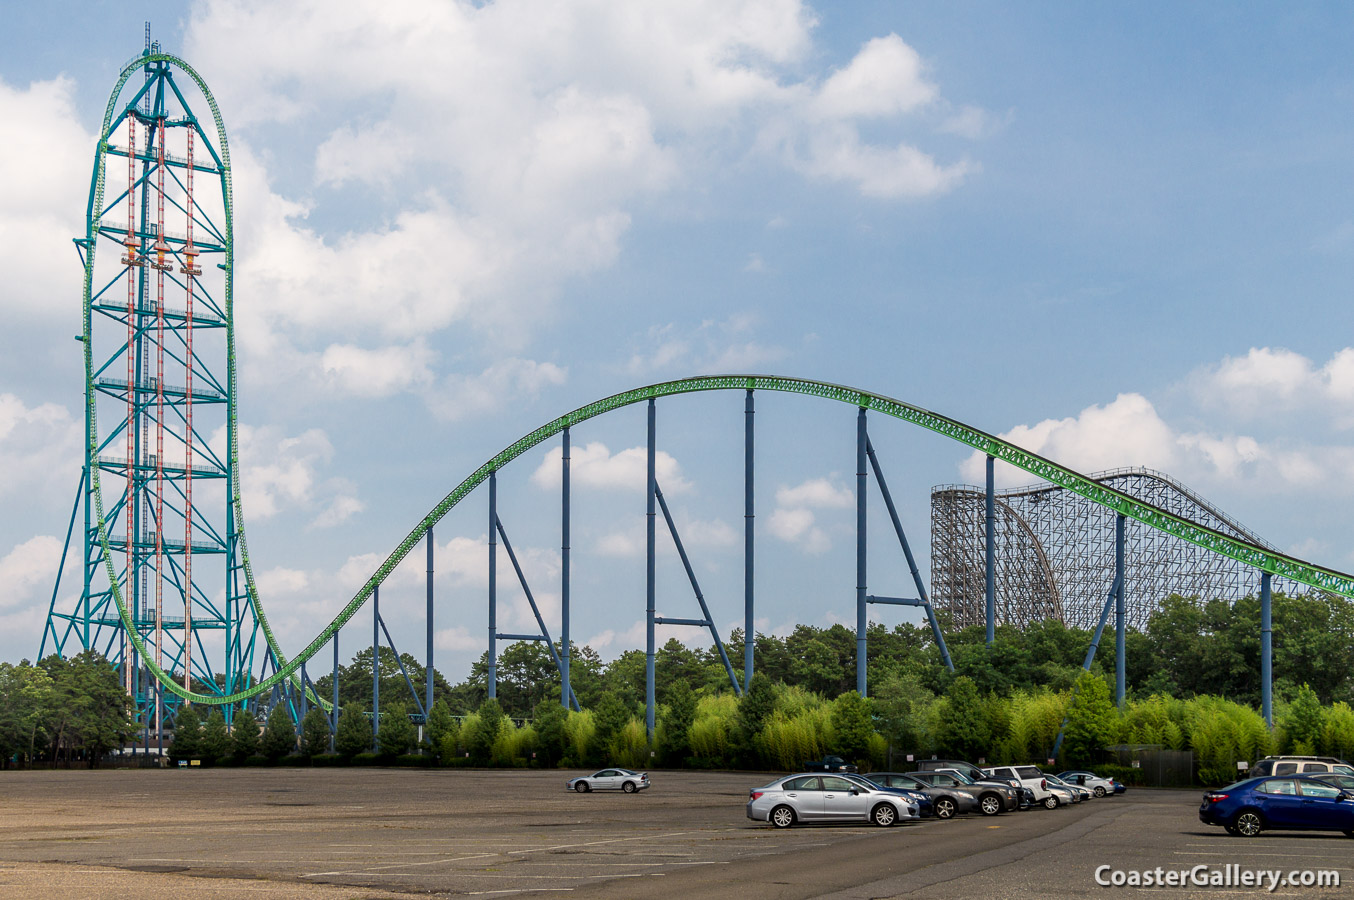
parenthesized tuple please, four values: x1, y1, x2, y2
(2, 1, 1353, 684)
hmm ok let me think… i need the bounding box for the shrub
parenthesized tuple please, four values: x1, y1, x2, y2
(561, 710, 595, 767)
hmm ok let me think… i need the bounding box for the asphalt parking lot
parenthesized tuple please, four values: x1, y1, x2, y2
(0, 768, 1346, 898)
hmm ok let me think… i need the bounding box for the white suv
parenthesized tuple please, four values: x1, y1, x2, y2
(984, 765, 1059, 808)
(1249, 756, 1354, 777)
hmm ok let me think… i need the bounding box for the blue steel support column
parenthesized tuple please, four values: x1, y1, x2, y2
(646, 399, 657, 739)
(298, 661, 307, 748)
(372, 584, 380, 751)
(985, 455, 996, 646)
(426, 527, 434, 716)
(488, 471, 497, 700)
(561, 427, 571, 709)
(856, 407, 868, 698)
(1261, 572, 1273, 728)
(1115, 514, 1126, 708)
(330, 632, 338, 751)
(744, 390, 755, 693)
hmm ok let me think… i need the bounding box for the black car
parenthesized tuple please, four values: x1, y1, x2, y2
(867, 772, 978, 819)
(803, 755, 858, 773)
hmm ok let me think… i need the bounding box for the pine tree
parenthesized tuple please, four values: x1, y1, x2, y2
(260, 702, 297, 762)
(830, 691, 874, 763)
(1062, 672, 1117, 766)
(531, 698, 568, 767)
(465, 698, 506, 764)
(200, 708, 229, 765)
(334, 704, 370, 758)
(589, 692, 630, 764)
(231, 708, 261, 761)
(1283, 683, 1324, 754)
(377, 702, 416, 756)
(659, 679, 697, 765)
(425, 699, 456, 760)
(934, 676, 994, 761)
(300, 708, 331, 757)
(170, 704, 202, 762)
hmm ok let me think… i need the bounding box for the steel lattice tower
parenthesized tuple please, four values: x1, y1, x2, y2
(930, 467, 1309, 631)
(41, 40, 295, 740)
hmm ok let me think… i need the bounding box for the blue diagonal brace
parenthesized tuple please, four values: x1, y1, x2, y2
(865, 438, 955, 672)
(377, 612, 427, 718)
(494, 516, 581, 711)
(1052, 569, 1123, 758)
(653, 482, 742, 696)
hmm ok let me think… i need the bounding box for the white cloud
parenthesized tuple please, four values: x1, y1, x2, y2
(786, 125, 973, 198)
(775, 477, 853, 509)
(596, 531, 643, 558)
(810, 34, 935, 120)
(181, 2, 979, 386)
(531, 441, 691, 493)
(435, 626, 481, 652)
(683, 517, 740, 549)
(320, 341, 437, 398)
(256, 567, 311, 595)
(1190, 347, 1354, 425)
(938, 104, 1013, 139)
(427, 358, 567, 422)
(0, 395, 82, 500)
(957, 387, 1354, 495)
(0, 76, 93, 322)
(235, 425, 336, 519)
(311, 494, 365, 529)
(0, 535, 64, 609)
(767, 507, 830, 554)
(595, 515, 737, 558)
(960, 393, 1180, 486)
(766, 476, 848, 554)
(624, 315, 787, 376)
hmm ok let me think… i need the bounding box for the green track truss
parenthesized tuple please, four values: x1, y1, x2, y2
(83, 53, 303, 707)
(89, 369, 1354, 706)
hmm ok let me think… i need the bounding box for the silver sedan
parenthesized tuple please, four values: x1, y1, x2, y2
(747, 773, 920, 828)
(565, 768, 650, 793)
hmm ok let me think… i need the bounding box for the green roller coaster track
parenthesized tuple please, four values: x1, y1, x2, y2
(90, 365, 1354, 706)
(82, 53, 305, 707)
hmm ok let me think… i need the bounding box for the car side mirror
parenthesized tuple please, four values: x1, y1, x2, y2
(1338, 791, 1351, 802)
(849, 788, 860, 795)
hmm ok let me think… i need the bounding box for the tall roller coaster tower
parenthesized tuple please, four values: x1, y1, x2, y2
(41, 35, 289, 740)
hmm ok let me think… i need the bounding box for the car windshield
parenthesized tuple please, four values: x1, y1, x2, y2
(1045, 775, 1066, 785)
(945, 771, 977, 785)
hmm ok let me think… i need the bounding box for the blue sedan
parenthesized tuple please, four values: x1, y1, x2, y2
(1200, 774, 1354, 837)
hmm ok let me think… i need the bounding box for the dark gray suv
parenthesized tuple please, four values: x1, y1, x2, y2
(908, 770, 1019, 816)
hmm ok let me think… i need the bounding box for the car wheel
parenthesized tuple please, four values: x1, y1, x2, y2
(1043, 796, 1058, 809)
(1234, 810, 1263, 837)
(979, 794, 1002, 816)
(622, 781, 637, 793)
(871, 804, 897, 827)
(574, 781, 590, 793)
(935, 798, 956, 819)
(1093, 785, 1106, 798)
(771, 805, 795, 829)
(1344, 830, 1354, 838)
